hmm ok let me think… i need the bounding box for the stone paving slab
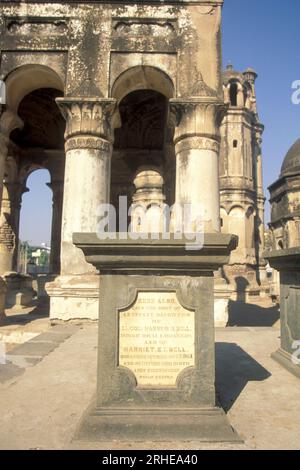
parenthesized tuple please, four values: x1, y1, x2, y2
(8, 341, 58, 357)
(29, 332, 73, 343)
(0, 324, 80, 383)
(0, 361, 24, 384)
(0, 323, 299, 450)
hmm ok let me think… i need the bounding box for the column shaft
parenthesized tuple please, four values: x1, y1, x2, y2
(170, 99, 225, 233)
(47, 180, 64, 274)
(56, 98, 117, 275)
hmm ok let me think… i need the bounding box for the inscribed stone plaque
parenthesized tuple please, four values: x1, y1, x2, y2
(119, 291, 195, 387)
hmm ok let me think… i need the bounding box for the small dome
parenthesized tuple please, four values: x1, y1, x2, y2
(133, 169, 164, 191)
(281, 139, 300, 177)
(245, 67, 257, 74)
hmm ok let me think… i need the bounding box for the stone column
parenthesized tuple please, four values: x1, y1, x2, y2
(0, 182, 35, 309)
(47, 180, 64, 274)
(0, 182, 26, 274)
(0, 130, 8, 320)
(46, 97, 118, 320)
(169, 98, 225, 233)
(0, 109, 24, 318)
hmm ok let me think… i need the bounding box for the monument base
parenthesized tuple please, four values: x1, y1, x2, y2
(73, 234, 240, 444)
(272, 348, 300, 380)
(75, 402, 242, 443)
(266, 248, 300, 380)
(46, 274, 99, 321)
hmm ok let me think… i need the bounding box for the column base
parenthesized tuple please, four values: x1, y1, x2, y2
(46, 274, 99, 321)
(272, 348, 300, 379)
(214, 274, 233, 327)
(74, 400, 243, 443)
(4, 272, 35, 308)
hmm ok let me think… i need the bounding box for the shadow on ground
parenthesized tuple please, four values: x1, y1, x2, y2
(215, 342, 271, 412)
(227, 300, 280, 327)
(1, 298, 50, 327)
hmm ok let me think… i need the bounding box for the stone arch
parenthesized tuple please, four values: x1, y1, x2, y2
(19, 162, 48, 186)
(229, 205, 245, 218)
(228, 206, 246, 252)
(111, 65, 175, 102)
(4, 64, 64, 112)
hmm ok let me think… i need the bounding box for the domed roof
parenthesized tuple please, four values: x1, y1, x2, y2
(281, 139, 300, 176)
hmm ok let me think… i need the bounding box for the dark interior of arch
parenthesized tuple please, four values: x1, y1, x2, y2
(111, 89, 175, 223)
(114, 89, 167, 153)
(230, 83, 238, 107)
(10, 87, 65, 150)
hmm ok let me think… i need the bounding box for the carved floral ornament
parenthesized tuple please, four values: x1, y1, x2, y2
(175, 136, 220, 153)
(169, 99, 227, 146)
(56, 98, 120, 146)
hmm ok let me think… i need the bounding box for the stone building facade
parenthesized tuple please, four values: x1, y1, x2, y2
(0, 0, 266, 321)
(267, 140, 300, 378)
(269, 139, 300, 250)
(219, 64, 266, 300)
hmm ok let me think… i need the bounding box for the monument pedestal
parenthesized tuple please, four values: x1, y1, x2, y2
(266, 248, 300, 379)
(74, 233, 242, 442)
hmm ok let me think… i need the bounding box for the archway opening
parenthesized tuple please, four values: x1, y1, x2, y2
(17, 169, 53, 313)
(0, 83, 65, 316)
(229, 82, 238, 107)
(111, 89, 175, 230)
(19, 169, 52, 275)
(10, 87, 65, 150)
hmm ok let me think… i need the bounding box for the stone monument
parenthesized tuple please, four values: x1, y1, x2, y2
(267, 139, 300, 378)
(74, 233, 241, 441)
(266, 249, 300, 379)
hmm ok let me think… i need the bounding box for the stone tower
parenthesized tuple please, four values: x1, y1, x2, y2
(219, 64, 266, 300)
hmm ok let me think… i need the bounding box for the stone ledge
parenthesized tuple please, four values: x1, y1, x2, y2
(73, 233, 238, 273)
(272, 349, 300, 380)
(74, 402, 242, 443)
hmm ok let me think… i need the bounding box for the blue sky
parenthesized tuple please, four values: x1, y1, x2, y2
(19, 0, 300, 245)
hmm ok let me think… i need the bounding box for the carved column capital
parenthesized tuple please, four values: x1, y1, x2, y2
(169, 98, 227, 150)
(56, 97, 120, 151)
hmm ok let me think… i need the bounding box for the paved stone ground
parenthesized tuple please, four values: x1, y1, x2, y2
(0, 308, 299, 450)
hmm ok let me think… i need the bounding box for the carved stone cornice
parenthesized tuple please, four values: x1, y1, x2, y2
(169, 98, 227, 146)
(65, 136, 112, 153)
(56, 97, 119, 147)
(175, 136, 220, 154)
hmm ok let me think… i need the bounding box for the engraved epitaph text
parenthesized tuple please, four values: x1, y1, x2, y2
(119, 292, 195, 387)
